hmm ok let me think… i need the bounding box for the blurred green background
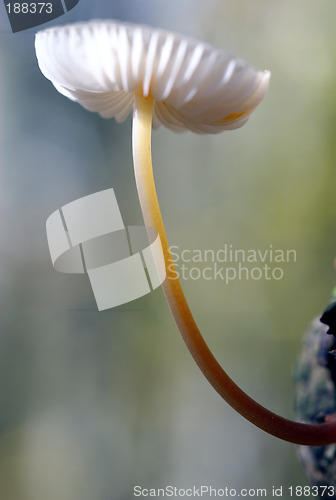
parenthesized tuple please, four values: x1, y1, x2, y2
(1, 1, 336, 498)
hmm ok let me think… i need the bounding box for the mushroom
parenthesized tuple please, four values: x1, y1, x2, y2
(35, 19, 336, 445)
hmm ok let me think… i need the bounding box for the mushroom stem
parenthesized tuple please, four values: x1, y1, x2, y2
(131, 87, 336, 446)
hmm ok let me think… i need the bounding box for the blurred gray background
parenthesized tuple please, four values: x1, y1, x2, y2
(1, 1, 336, 498)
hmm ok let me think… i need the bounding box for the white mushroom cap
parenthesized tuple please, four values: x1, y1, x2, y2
(35, 20, 270, 134)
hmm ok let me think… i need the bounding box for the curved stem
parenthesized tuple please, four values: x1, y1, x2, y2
(131, 87, 336, 445)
